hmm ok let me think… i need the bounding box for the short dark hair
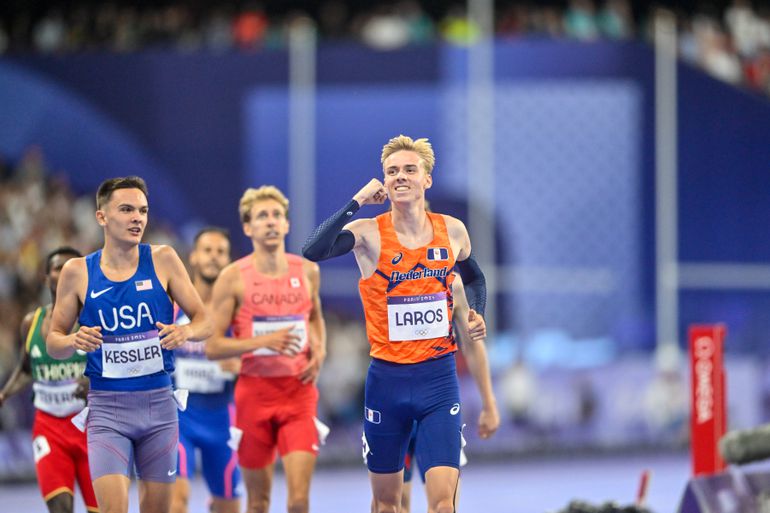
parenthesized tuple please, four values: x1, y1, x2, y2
(45, 246, 82, 274)
(193, 227, 230, 247)
(96, 176, 148, 209)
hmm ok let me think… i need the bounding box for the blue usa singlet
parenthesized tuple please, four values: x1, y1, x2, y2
(79, 244, 174, 391)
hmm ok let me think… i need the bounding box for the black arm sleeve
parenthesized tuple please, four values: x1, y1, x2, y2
(455, 254, 487, 316)
(301, 199, 360, 261)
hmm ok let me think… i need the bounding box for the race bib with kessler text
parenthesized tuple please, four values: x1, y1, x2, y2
(387, 292, 449, 342)
(101, 330, 164, 378)
(251, 315, 307, 356)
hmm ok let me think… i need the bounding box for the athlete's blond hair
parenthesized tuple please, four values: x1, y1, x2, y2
(239, 185, 289, 222)
(381, 135, 435, 175)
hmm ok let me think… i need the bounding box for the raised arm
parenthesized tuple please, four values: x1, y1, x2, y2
(453, 277, 499, 439)
(299, 260, 327, 384)
(154, 245, 212, 348)
(204, 264, 302, 360)
(302, 179, 386, 262)
(47, 258, 100, 360)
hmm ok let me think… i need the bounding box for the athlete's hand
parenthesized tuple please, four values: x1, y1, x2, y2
(353, 179, 387, 206)
(258, 327, 303, 356)
(467, 309, 486, 342)
(0, 392, 6, 408)
(298, 348, 326, 385)
(156, 322, 191, 350)
(72, 326, 102, 352)
(478, 403, 500, 439)
(218, 357, 241, 375)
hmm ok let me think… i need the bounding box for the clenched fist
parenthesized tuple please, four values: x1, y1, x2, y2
(353, 179, 388, 206)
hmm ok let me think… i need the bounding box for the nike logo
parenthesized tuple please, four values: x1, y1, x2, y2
(167, 469, 177, 476)
(90, 287, 113, 299)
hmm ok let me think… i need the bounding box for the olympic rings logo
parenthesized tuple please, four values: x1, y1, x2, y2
(414, 329, 430, 337)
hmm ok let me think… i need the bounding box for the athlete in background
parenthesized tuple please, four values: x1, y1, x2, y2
(0, 247, 98, 513)
(171, 227, 241, 513)
(207, 185, 327, 513)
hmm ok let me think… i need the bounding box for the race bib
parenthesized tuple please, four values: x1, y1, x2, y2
(102, 330, 164, 378)
(251, 315, 307, 356)
(32, 381, 85, 417)
(175, 357, 227, 393)
(387, 292, 449, 341)
(32, 435, 51, 463)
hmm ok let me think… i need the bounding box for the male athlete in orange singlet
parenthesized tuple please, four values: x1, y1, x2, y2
(304, 135, 489, 513)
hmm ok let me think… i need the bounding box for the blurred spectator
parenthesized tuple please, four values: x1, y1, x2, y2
(497, 4, 534, 38)
(643, 344, 687, 440)
(597, 0, 633, 39)
(113, 7, 141, 52)
(204, 7, 235, 51)
(232, 3, 268, 50)
(697, 17, 743, 84)
(359, 5, 411, 50)
(746, 46, 770, 94)
(0, 20, 8, 54)
(440, 4, 480, 46)
(319, 0, 349, 40)
(32, 8, 66, 53)
(564, 0, 599, 41)
(530, 6, 565, 38)
(725, 0, 762, 59)
(500, 359, 537, 426)
(401, 0, 434, 45)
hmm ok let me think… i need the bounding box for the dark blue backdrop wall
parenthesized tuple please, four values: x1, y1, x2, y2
(2, 40, 770, 351)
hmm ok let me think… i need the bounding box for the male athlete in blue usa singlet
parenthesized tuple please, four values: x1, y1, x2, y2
(47, 176, 211, 513)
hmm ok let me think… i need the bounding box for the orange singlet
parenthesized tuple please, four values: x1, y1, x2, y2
(359, 212, 457, 364)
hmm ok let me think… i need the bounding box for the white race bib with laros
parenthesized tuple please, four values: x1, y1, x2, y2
(101, 330, 164, 378)
(251, 315, 307, 356)
(32, 381, 85, 417)
(387, 292, 449, 342)
(175, 358, 229, 393)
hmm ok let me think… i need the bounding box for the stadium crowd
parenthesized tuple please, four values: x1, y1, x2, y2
(0, 1, 769, 96)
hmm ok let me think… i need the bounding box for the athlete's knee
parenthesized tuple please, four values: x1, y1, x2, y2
(46, 492, 74, 513)
(428, 499, 456, 513)
(372, 498, 400, 513)
(246, 495, 270, 513)
(286, 495, 309, 513)
(169, 487, 189, 513)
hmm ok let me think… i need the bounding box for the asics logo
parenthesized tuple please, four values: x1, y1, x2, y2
(450, 403, 460, 415)
(90, 287, 113, 299)
(391, 252, 403, 265)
